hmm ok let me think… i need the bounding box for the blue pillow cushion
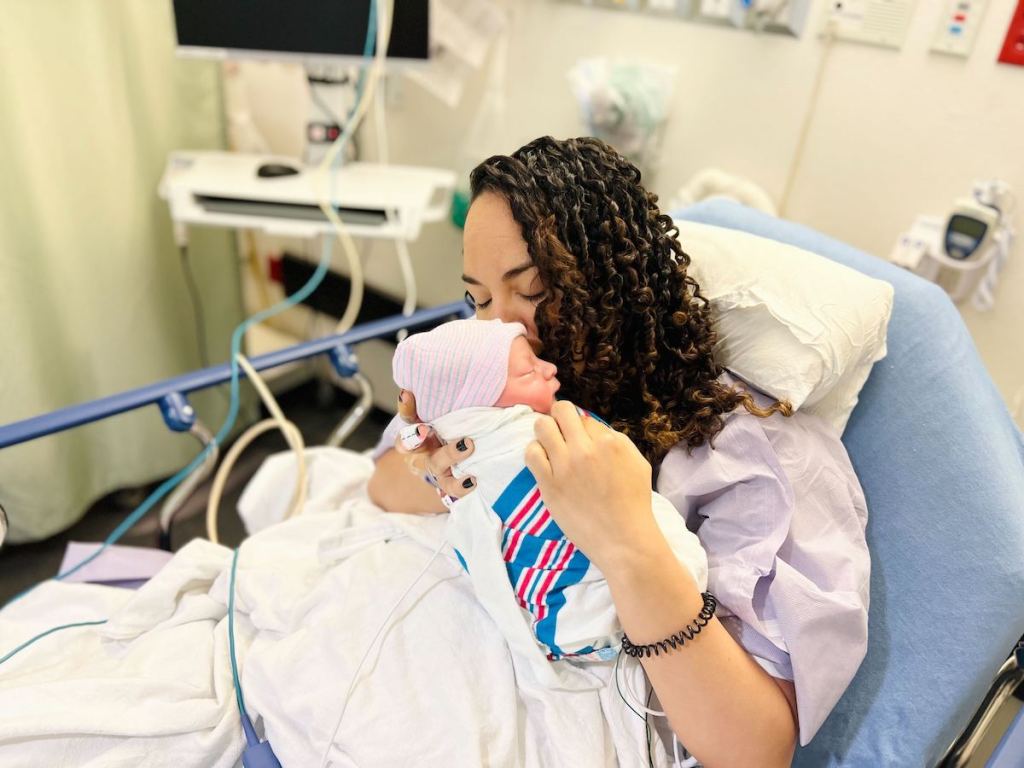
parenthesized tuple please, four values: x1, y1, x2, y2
(675, 200, 1024, 766)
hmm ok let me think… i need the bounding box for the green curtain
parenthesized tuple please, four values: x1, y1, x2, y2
(0, 2, 249, 541)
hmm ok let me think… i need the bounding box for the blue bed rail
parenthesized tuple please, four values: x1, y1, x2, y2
(0, 301, 470, 450)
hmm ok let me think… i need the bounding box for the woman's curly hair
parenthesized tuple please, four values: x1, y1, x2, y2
(469, 136, 791, 466)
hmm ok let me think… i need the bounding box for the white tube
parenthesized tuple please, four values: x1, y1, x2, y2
(317, 0, 395, 336)
(205, 354, 308, 544)
(372, 65, 417, 338)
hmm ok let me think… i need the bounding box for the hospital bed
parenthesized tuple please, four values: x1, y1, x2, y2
(1, 200, 1022, 766)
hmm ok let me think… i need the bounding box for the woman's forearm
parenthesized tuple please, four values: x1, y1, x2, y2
(605, 533, 797, 768)
(367, 448, 448, 514)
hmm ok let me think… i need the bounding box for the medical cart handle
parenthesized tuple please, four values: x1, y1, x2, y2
(0, 301, 471, 450)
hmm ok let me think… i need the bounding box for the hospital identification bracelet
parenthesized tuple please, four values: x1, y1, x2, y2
(620, 592, 718, 659)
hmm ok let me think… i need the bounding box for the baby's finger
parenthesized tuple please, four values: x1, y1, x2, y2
(398, 390, 421, 423)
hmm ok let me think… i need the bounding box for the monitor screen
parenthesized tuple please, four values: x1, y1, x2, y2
(949, 214, 987, 241)
(172, 0, 429, 63)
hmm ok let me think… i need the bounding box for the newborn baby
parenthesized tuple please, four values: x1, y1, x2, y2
(393, 318, 707, 684)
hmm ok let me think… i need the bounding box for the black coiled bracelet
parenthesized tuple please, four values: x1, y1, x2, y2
(620, 592, 718, 659)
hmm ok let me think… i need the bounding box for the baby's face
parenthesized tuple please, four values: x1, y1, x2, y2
(494, 336, 560, 414)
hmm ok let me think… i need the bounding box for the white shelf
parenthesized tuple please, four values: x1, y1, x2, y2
(159, 151, 456, 241)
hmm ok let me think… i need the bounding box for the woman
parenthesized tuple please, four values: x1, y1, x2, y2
(368, 136, 870, 767)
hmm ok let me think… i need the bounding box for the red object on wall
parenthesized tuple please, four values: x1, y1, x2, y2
(998, 0, 1024, 66)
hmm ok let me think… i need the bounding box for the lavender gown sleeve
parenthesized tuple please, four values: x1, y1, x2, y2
(656, 403, 870, 745)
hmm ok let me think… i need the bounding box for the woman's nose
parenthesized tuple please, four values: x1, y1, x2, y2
(492, 299, 518, 325)
(489, 297, 538, 339)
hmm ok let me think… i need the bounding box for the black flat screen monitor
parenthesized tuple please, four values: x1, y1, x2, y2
(172, 0, 429, 64)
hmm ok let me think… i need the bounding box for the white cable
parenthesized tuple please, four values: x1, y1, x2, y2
(778, 20, 835, 217)
(318, 0, 395, 336)
(617, 650, 668, 717)
(373, 70, 390, 166)
(236, 353, 308, 519)
(371, 67, 417, 341)
(205, 354, 308, 544)
(318, 538, 448, 768)
(393, 230, 416, 313)
(205, 420, 293, 544)
(616, 649, 698, 768)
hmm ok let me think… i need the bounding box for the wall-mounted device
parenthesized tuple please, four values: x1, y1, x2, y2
(931, 0, 989, 57)
(944, 197, 999, 262)
(823, 0, 917, 49)
(889, 180, 1016, 311)
(745, 0, 813, 35)
(171, 0, 430, 66)
(695, 0, 811, 35)
(171, 0, 431, 165)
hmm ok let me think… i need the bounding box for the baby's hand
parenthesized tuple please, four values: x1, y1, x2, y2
(395, 390, 477, 501)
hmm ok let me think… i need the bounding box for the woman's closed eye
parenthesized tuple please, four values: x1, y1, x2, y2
(465, 290, 544, 309)
(464, 291, 491, 310)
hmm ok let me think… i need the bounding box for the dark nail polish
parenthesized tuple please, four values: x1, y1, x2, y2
(462, 478, 474, 489)
(456, 438, 468, 452)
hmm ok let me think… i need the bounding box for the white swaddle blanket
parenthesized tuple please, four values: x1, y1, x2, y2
(434, 405, 709, 690)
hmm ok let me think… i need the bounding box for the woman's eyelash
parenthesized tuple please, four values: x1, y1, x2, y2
(466, 290, 542, 308)
(465, 291, 491, 309)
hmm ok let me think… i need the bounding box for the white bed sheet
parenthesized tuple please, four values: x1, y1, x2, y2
(0, 449, 668, 768)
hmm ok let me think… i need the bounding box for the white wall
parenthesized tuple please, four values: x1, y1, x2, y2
(236, 0, 1024, 418)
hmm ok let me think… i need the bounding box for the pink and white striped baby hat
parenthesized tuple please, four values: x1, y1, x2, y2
(392, 318, 527, 422)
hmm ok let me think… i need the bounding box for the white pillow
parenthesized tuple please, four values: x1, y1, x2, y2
(676, 220, 894, 433)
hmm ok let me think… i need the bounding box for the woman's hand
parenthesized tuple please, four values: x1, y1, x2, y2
(395, 390, 477, 500)
(525, 400, 662, 573)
